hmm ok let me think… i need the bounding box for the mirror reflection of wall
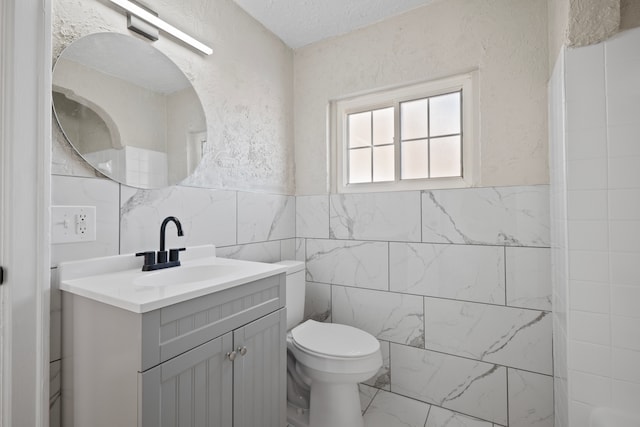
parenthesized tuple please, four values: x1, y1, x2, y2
(52, 32, 207, 189)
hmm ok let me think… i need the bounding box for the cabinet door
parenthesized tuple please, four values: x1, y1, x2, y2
(233, 309, 286, 427)
(141, 332, 234, 427)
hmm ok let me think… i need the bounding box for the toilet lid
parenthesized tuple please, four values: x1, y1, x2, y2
(291, 320, 380, 358)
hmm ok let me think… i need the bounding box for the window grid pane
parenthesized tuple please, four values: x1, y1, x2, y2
(348, 147, 372, 183)
(347, 106, 397, 184)
(347, 89, 462, 185)
(348, 111, 371, 148)
(400, 90, 461, 180)
(430, 135, 461, 178)
(373, 107, 394, 146)
(373, 145, 395, 182)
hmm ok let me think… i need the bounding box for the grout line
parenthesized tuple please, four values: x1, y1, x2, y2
(387, 340, 553, 378)
(506, 367, 510, 426)
(301, 235, 551, 249)
(361, 386, 379, 415)
(387, 389, 502, 426)
(314, 282, 551, 313)
(423, 404, 432, 427)
(387, 241, 391, 291)
(504, 246, 508, 305)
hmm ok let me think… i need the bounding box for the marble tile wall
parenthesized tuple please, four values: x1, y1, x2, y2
(297, 185, 553, 426)
(49, 174, 297, 427)
(50, 176, 552, 427)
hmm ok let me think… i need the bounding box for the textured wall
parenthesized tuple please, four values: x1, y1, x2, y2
(548, 0, 570, 75)
(567, 0, 620, 48)
(53, 0, 294, 193)
(294, 0, 549, 194)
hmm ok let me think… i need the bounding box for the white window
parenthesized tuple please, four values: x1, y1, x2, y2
(333, 73, 477, 193)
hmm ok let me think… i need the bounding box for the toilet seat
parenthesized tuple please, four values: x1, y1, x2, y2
(291, 320, 379, 359)
(288, 320, 382, 376)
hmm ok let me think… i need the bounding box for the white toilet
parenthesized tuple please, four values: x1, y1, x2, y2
(277, 260, 382, 427)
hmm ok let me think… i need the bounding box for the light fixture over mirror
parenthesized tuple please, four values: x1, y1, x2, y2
(52, 32, 208, 189)
(108, 0, 213, 55)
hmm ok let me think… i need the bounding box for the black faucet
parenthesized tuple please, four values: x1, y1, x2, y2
(136, 216, 186, 271)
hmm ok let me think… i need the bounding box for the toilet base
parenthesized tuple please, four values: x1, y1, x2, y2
(287, 404, 309, 427)
(308, 381, 364, 427)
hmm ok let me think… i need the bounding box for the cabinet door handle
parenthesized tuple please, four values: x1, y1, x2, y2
(226, 350, 237, 361)
(238, 346, 248, 356)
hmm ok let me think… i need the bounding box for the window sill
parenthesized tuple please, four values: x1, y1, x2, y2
(338, 176, 473, 194)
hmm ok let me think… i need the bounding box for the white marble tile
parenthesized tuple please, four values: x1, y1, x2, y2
(306, 239, 388, 290)
(50, 360, 61, 427)
(50, 268, 61, 362)
(332, 286, 424, 347)
(359, 384, 379, 413)
(508, 369, 554, 427)
(363, 390, 430, 427)
(237, 192, 295, 243)
(421, 186, 550, 247)
(391, 344, 507, 425)
(52, 175, 120, 266)
(304, 282, 331, 322)
(506, 247, 551, 311)
(425, 406, 493, 427)
(364, 340, 391, 391)
(120, 185, 237, 254)
(424, 298, 552, 375)
(216, 241, 282, 263)
(296, 195, 329, 238)
(330, 192, 421, 242)
(295, 238, 305, 261)
(280, 238, 297, 261)
(390, 243, 505, 304)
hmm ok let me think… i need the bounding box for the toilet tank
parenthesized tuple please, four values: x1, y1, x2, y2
(275, 260, 305, 330)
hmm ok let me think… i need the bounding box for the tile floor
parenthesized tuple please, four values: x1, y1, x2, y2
(288, 384, 505, 427)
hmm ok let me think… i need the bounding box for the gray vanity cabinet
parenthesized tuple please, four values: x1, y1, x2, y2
(140, 333, 234, 427)
(62, 272, 286, 427)
(233, 309, 287, 427)
(140, 309, 286, 427)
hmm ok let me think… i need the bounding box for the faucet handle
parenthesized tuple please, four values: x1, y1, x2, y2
(169, 247, 186, 262)
(135, 251, 156, 267)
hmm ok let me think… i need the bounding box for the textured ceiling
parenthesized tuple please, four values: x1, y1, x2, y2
(233, 0, 438, 48)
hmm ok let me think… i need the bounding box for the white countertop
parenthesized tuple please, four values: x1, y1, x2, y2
(58, 245, 287, 313)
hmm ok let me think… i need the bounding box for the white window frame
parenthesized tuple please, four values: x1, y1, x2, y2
(332, 72, 478, 193)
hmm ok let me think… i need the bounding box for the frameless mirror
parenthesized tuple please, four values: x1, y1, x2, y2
(52, 32, 207, 189)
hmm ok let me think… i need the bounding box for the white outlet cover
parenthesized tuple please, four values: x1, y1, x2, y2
(52, 205, 97, 244)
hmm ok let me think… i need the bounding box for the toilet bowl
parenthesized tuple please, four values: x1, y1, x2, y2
(289, 320, 382, 427)
(276, 261, 382, 427)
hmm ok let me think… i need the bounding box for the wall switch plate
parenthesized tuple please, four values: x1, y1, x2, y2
(52, 206, 97, 244)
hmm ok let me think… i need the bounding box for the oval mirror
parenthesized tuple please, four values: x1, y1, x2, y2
(52, 32, 207, 189)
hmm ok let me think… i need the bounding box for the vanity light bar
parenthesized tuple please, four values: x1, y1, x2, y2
(108, 0, 213, 55)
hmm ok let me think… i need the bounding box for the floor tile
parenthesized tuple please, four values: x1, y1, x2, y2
(363, 390, 430, 427)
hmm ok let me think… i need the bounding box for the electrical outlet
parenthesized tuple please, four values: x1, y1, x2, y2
(76, 213, 88, 235)
(52, 206, 97, 244)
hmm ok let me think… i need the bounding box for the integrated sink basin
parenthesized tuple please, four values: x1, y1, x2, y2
(134, 264, 242, 287)
(58, 245, 287, 313)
